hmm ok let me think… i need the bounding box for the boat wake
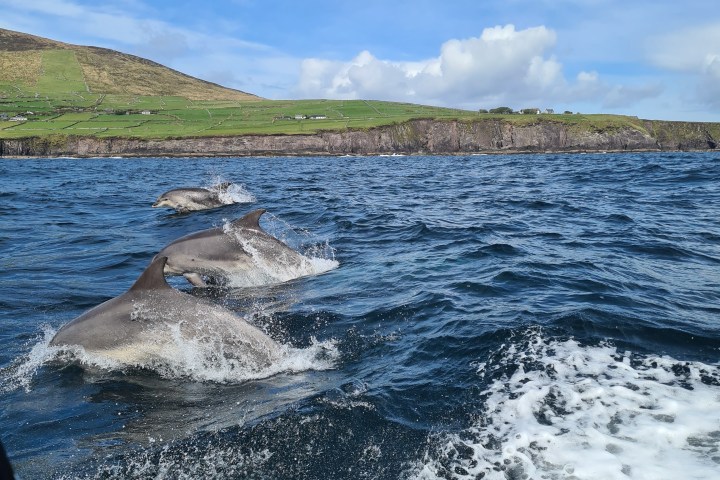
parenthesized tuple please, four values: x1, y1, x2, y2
(413, 327, 720, 480)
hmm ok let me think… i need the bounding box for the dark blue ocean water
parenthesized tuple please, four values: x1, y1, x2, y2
(1, 152, 719, 479)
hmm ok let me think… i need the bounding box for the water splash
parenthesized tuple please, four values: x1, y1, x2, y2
(220, 216, 339, 288)
(206, 175, 256, 205)
(413, 328, 720, 480)
(143, 330, 338, 383)
(0, 326, 127, 393)
(2, 327, 338, 391)
(216, 183, 255, 205)
(0, 326, 57, 393)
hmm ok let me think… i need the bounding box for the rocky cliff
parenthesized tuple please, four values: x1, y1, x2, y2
(1, 118, 717, 157)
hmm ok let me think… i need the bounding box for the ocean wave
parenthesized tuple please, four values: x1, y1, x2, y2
(410, 327, 720, 480)
(1, 325, 339, 391)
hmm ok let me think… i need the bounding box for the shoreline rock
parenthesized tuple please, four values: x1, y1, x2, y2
(1, 118, 717, 158)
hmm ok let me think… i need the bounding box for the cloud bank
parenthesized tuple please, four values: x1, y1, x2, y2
(650, 23, 720, 109)
(294, 24, 658, 110)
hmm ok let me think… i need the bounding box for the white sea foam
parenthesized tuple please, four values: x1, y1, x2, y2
(216, 183, 255, 205)
(224, 247, 338, 288)
(412, 329, 720, 480)
(1, 327, 125, 393)
(0, 326, 58, 393)
(2, 324, 338, 391)
(140, 330, 338, 383)
(206, 175, 256, 205)
(221, 217, 339, 288)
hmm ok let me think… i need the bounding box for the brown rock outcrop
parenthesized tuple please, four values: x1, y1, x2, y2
(1, 119, 717, 157)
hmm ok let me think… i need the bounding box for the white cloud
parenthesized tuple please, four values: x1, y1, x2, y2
(296, 25, 567, 107)
(0, 0, 278, 93)
(294, 24, 660, 110)
(697, 54, 720, 108)
(1, 0, 86, 17)
(649, 22, 720, 109)
(603, 83, 664, 109)
(0, 0, 269, 56)
(561, 70, 664, 112)
(1, 0, 153, 44)
(650, 23, 720, 72)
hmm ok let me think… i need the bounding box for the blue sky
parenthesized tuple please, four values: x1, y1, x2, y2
(1, 0, 719, 121)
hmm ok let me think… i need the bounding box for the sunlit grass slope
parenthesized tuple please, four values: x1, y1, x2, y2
(0, 28, 257, 102)
(1, 28, 697, 141)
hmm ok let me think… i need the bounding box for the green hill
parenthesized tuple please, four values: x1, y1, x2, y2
(1, 28, 718, 148)
(0, 28, 257, 101)
(0, 29, 488, 139)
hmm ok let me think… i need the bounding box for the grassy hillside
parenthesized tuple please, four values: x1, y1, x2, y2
(0, 28, 486, 139)
(0, 95, 481, 139)
(0, 28, 257, 101)
(0, 28, 704, 142)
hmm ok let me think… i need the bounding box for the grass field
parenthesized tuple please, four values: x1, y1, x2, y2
(35, 50, 87, 93)
(0, 89, 653, 140)
(0, 45, 656, 140)
(2, 31, 717, 144)
(0, 87, 490, 139)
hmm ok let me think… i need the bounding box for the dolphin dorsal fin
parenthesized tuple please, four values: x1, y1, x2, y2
(129, 256, 172, 292)
(231, 209, 266, 231)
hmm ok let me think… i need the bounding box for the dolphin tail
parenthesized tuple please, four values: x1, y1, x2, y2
(130, 256, 173, 292)
(231, 209, 267, 232)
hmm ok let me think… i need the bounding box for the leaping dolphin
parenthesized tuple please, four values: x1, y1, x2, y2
(50, 256, 282, 370)
(152, 182, 237, 212)
(156, 209, 314, 288)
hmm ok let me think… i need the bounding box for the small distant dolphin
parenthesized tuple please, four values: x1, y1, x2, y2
(50, 256, 282, 369)
(152, 182, 235, 212)
(156, 209, 311, 287)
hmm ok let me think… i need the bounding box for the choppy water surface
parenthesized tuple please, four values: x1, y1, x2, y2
(1, 152, 719, 479)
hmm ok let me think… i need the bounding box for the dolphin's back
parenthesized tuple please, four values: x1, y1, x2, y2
(49, 292, 141, 349)
(159, 227, 249, 266)
(50, 256, 283, 368)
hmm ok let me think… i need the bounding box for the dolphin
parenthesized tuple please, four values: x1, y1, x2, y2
(152, 182, 236, 212)
(156, 209, 314, 288)
(50, 256, 282, 370)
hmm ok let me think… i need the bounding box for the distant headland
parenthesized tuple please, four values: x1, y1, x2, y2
(1, 28, 717, 157)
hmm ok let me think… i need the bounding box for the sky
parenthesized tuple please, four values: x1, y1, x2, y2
(1, 0, 719, 121)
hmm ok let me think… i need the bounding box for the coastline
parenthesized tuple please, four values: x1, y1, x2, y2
(1, 118, 717, 158)
(0, 148, 690, 160)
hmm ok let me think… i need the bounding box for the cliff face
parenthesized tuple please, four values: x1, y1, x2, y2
(1, 119, 717, 157)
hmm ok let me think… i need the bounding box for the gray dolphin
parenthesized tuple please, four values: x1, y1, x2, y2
(152, 182, 235, 212)
(156, 209, 313, 287)
(50, 256, 282, 370)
